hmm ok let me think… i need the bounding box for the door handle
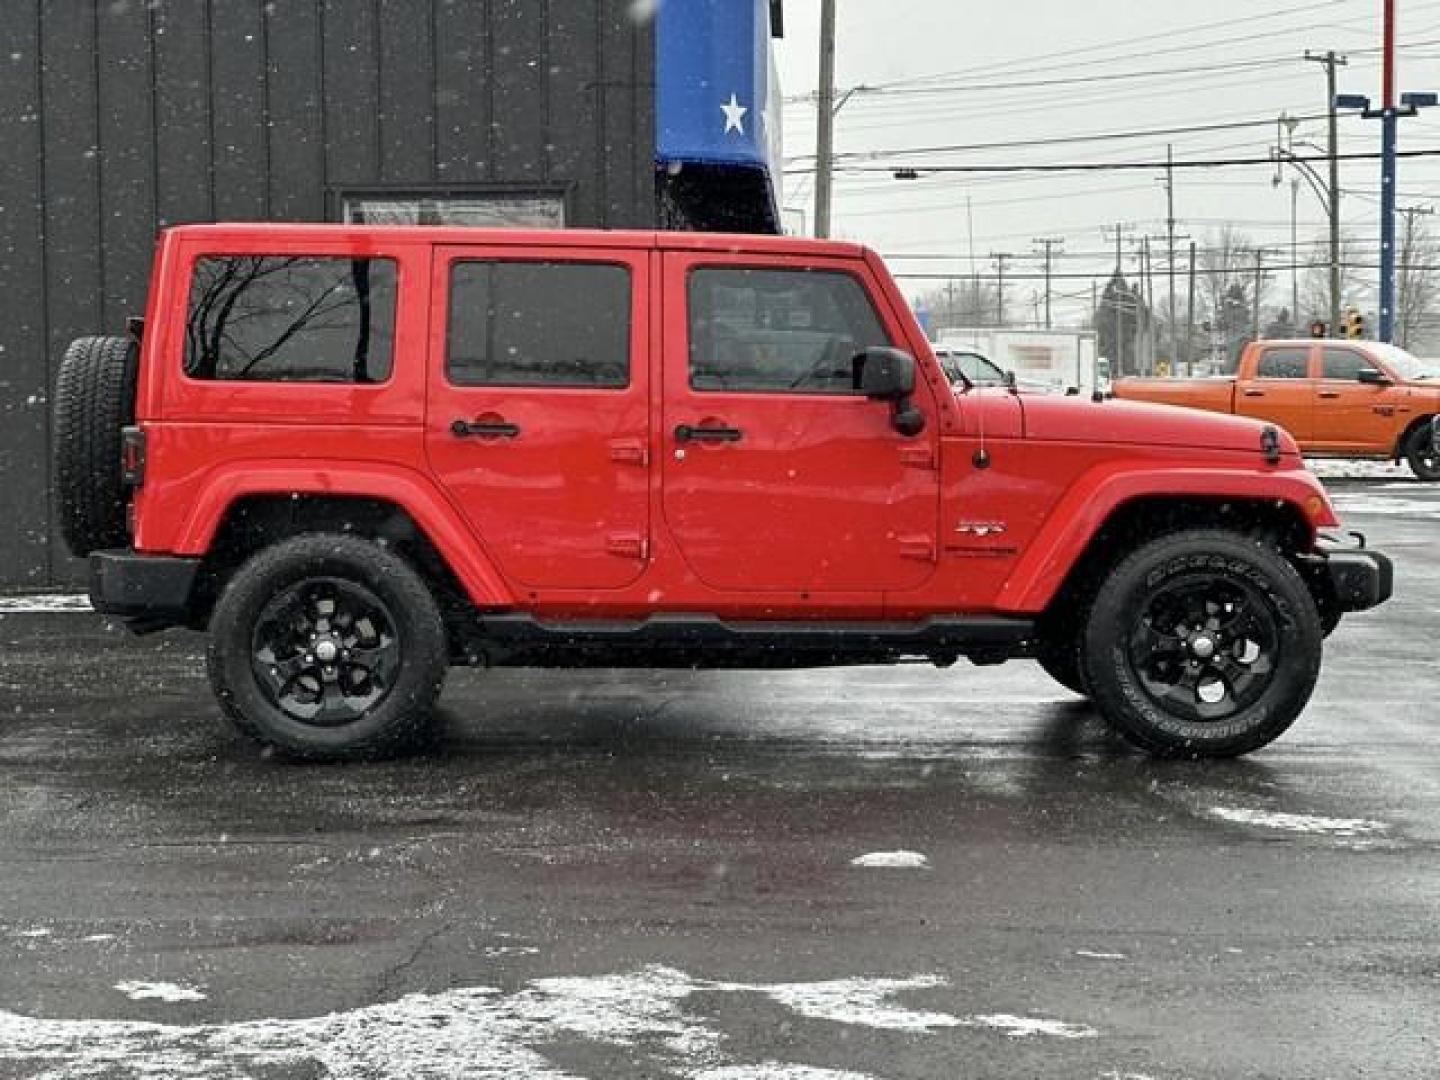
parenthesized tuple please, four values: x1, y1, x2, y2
(1318, 390, 1341, 399)
(675, 423, 742, 444)
(1242, 389, 1265, 398)
(451, 418, 521, 439)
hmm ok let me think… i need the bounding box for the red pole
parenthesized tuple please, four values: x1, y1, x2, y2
(1383, 0, 1396, 107)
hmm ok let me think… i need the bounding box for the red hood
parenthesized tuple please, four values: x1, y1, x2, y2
(1018, 394, 1302, 455)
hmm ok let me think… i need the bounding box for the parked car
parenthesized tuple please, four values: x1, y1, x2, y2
(53, 225, 1390, 760)
(1113, 338, 1440, 479)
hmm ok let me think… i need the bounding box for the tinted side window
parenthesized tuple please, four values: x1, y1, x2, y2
(688, 267, 892, 393)
(1255, 348, 1309, 379)
(1322, 348, 1369, 380)
(185, 256, 397, 383)
(447, 261, 630, 388)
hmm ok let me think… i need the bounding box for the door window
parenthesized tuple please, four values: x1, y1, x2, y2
(687, 267, 892, 393)
(1255, 347, 1310, 379)
(447, 261, 630, 388)
(1321, 348, 1370, 380)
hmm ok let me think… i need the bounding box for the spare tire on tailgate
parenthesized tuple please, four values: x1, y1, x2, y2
(53, 335, 139, 557)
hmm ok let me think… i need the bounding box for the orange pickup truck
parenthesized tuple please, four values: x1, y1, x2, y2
(1114, 339, 1440, 479)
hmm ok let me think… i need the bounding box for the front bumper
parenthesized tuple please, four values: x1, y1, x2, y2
(89, 549, 201, 631)
(1310, 537, 1394, 613)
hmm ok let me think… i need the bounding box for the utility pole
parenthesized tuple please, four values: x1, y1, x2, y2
(1103, 223, 1134, 374)
(1164, 144, 1178, 367)
(1140, 236, 1156, 372)
(814, 0, 836, 238)
(1032, 237, 1063, 329)
(1252, 248, 1266, 340)
(990, 252, 1013, 326)
(1305, 48, 1348, 333)
(1186, 240, 1197, 372)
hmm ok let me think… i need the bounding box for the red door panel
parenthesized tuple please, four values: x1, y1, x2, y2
(659, 253, 940, 594)
(424, 246, 650, 591)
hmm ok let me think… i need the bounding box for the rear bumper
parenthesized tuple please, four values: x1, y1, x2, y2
(89, 549, 200, 631)
(1312, 538, 1393, 613)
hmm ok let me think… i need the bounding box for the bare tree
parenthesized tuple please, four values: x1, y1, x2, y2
(1298, 231, 1366, 330)
(1199, 227, 1266, 364)
(1397, 215, 1440, 352)
(915, 277, 1002, 331)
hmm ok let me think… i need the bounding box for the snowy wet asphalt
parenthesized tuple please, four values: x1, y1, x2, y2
(0, 473, 1437, 1079)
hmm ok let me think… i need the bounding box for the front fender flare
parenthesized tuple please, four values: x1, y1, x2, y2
(994, 463, 1336, 613)
(172, 461, 513, 608)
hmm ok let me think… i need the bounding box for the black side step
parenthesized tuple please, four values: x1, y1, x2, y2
(459, 613, 1035, 669)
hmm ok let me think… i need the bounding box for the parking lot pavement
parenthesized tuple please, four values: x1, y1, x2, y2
(0, 476, 1437, 1080)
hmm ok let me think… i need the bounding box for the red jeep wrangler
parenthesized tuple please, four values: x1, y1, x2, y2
(53, 225, 1390, 759)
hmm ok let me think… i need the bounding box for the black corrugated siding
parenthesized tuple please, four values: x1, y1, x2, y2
(0, 0, 656, 590)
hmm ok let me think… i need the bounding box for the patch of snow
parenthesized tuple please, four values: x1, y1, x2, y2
(1307, 459, 1407, 480)
(742, 975, 957, 1032)
(849, 851, 930, 869)
(1075, 950, 1127, 961)
(0, 965, 1099, 1077)
(970, 1013, 1098, 1039)
(1328, 494, 1440, 519)
(13, 929, 51, 939)
(113, 981, 207, 1003)
(0, 594, 92, 613)
(1208, 807, 1389, 837)
(695, 1068, 875, 1080)
(82, 934, 118, 943)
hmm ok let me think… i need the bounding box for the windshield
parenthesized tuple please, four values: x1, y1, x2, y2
(936, 349, 1007, 386)
(1370, 342, 1440, 380)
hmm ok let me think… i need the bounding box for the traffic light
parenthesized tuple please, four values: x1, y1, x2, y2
(1343, 309, 1365, 339)
(1309, 320, 1327, 338)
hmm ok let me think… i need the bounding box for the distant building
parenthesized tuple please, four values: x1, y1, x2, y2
(0, 0, 783, 589)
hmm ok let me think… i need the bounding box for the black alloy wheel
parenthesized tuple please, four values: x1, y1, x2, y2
(1083, 530, 1323, 757)
(1404, 423, 1440, 481)
(251, 579, 401, 726)
(208, 534, 448, 759)
(1125, 576, 1278, 724)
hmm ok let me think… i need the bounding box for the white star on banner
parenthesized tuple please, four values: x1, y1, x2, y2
(720, 93, 748, 135)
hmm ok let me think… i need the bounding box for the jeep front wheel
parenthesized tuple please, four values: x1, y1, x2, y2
(1083, 530, 1322, 758)
(207, 534, 448, 759)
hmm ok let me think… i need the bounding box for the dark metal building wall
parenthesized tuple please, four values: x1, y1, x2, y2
(0, 0, 656, 590)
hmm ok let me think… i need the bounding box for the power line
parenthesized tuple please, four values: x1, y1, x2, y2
(875, 149, 1440, 175)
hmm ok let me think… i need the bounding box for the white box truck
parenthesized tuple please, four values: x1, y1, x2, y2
(935, 328, 1107, 396)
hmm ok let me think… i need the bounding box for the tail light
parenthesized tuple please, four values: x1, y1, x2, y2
(121, 425, 146, 487)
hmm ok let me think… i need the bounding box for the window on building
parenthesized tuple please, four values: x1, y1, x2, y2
(184, 256, 397, 383)
(447, 261, 630, 388)
(1322, 348, 1370, 380)
(687, 267, 892, 393)
(1255, 347, 1310, 380)
(341, 191, 566, 229)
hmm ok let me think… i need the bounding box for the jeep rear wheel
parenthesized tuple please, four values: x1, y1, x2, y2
(1083, 530, 1322, 758)
(52, 335, 139, 556)
(208, 534, 448, 760)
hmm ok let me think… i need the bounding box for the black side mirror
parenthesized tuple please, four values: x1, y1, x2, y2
(854, 346, 916, 400)
(853, 347, 925, 437)
(1357, 367, 1391, 385)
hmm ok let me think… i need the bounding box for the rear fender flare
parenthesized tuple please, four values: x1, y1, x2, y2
(994, 463, 1336, 613)
(173, 461, 513, 607)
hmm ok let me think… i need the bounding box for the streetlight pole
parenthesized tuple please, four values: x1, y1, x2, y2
(1336, 0, 1436, 343)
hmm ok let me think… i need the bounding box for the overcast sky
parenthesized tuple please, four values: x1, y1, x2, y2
(773, 0, 1440, 326)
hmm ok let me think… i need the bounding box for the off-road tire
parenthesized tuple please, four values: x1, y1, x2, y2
(1403, 422, 1440, 481)
(207, 534, 449, 760)
(52, 335, 139, 556)
(1083, 529, 1323, 758)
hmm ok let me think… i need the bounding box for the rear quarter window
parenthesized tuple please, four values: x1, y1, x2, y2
(184, 255, 398, 383)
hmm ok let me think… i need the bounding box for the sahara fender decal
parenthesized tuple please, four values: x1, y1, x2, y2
(173, 461, 513, 607)
(993, 463, 1337, 613)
